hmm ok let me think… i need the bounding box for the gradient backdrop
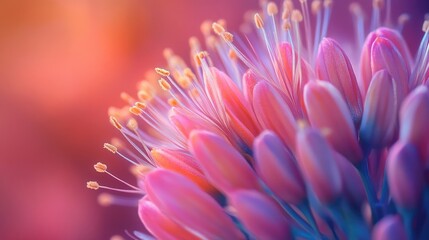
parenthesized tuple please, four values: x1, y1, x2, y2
(0, 0, 427, 239)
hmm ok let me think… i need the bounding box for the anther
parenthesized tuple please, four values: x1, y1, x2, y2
(158, 78, 172, 91)
(110, 116, 123, 130)
(98, 193, 114, 207)
(168, 98, 179, 107)
(129, 106, 143, 116)
(104, 143, 118, 153)
(311, 0, 322, 14)
(267, 2, 278, 16)
(87, 181, 100, 190)
(200, 20, 213, 36)
(291, 9, 303, 22)
(254, 13, 264, 29)
(155, 67, 170, 77)
(135, 102, 147, 110)
(373, 0, 383, 8)
(229, 49, 238, 60)
(94, 162, 107, 173)
(349, 2, 362, 16)
(423, 20, 429, 32)
(120, 92, 133, 104)
(127, 118, 138, 131)
(137, 90, 152, 101)
(324, 0, 333, 8)
(212, 22, 225, 35)
(222, 32, 234, 42)
(177, 76, 191, 89)
(183, 68, 196, 79)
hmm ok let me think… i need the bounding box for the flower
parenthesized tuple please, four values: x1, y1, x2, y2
(88, 0, 429, 239)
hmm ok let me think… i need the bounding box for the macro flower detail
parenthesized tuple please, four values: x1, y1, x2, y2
(88, 0, 429, 239)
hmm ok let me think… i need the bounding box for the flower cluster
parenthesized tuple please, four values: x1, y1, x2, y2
(88, 0, 429, 239)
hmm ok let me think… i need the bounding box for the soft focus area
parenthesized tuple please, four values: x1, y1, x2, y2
(0, 0, 427, 239)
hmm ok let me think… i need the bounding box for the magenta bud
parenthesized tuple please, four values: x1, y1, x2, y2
(254, 131, 306, 205)
(387, 142, 424, 209)
(372, 215, 406, 240)
(400, 86, 429, 162)
(229, 190, 292, 240)
(360, 27, 412, 98)
(138, 199, 200, 240)
(189, 130, 260, 193)
(145, 169, 243, 239)
(296, 127, 342, 204)
(359, 70, 398, 148)
(316, 38, 363, 125)
(304, 80, 363, 164)
(252, 81, 297, 151)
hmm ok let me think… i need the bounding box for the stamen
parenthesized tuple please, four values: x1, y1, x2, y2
(110, 116, 123, 130)
(212, 22, 226, 35)
(135, 102, 147, 110)
(130, 164, 153, 177)
(138, 90, 153, 102)
(267, 2, 278, 16)
(168, 98, 180, 107)
(104, 143, 118, 153)
(158, 78, 172, 91)
(155, 67, 170, 77)
(254, 13, 264, 29)
(120, 92, 134, 105)
(222, 32, 234, 42)
(127, 118, 138, 131)
(87, 181, 100, 190)
(397, 14, 410, 33)
(350, 2, 365, 47)
(94, 162, 108, 173)
(129, 106, 143, 116)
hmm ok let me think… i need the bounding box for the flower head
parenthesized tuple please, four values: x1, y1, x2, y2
(88, 0, 429, 239)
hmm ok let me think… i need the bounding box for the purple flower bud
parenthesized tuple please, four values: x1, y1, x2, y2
(145, 169, 244, 239)
(296, 127, 342, 204)
(387, 142, 424, 209)
(359, 70, 398, 148)
(372, 215, 407, 240)
(254, 131, 306, 205)
(229, 190, 292, 240)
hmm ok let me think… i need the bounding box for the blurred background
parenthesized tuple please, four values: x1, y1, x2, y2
(0, 0, 427, 239)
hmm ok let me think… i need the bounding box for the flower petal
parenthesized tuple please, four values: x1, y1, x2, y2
(304, 80, 362, 163)
(296, 128, 342, 204)
(145, 169, 243, 239)
(316, 38, 363, 125)
(254, 131, 306, 205)
(359, 70, 398, 148)
(252, 81, 297, 151)
(229, 190, 292, 240)
(138, 199, 200, 240)
(372, 215, 407, 240)
(387, 142, 424, 209)
(189, 130, 260, 193)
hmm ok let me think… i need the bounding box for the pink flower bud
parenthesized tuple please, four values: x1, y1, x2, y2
(138, 199, 200, 240)
(252, 81, 297, 151)
(145, 169, 243, 239)
(296, 128, 342, 204)
(317, 38, 363, 125)
(387, 142, 424, 209)
(372, 215, 406, 240)
(400, 85, 429, 163)
(189, 130, 260, 193)
(304, 80, 363, 164)
(254, 131, 306, 205)
(229, 190, 292, 240)
(359, 70, 398, 148)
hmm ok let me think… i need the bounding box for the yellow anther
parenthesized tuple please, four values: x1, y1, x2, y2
(155, 67, 170, 77)
(98, 193, 114, 207)
(254, 13, 264, 29)
(87, 181, 100, 190)
(135, 101, 147, 110)
(291, 9, 303, 22)
(168, 98, 179, 107)
(158, 78, 172, 91)
(129, 106, 143, 116)
(222, 32, 234, 42)
(103, 143, 118, 153)
(110, 116, 123, 130)
(212, 22, 225, 35)
(267, 2, 278, 16)
(311, 0, 322, 14)
(94, 162, 107, 173)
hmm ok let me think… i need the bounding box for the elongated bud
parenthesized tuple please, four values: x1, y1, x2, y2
(359, 70, 398, 148)
(372, 215, 407, 240)
(399, 86, 429, 163)
(138, 199, 200, 240)
(145, 170, 243, 239)
(242, 69, 260, 104)
(387, 142, 424, 209)
(253, 82, 297, 151)
(254, 131, 306, 205)
(229, 190, 292, 240)
(151, 148, 215, 192)
(189, 130, 260, 193)
(371, 37, 409, 104)
(304, 80, 363, 164)
(360, 27, 412, 98)
(317, 38, 363, 125)
(296, 128, 342, 204)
